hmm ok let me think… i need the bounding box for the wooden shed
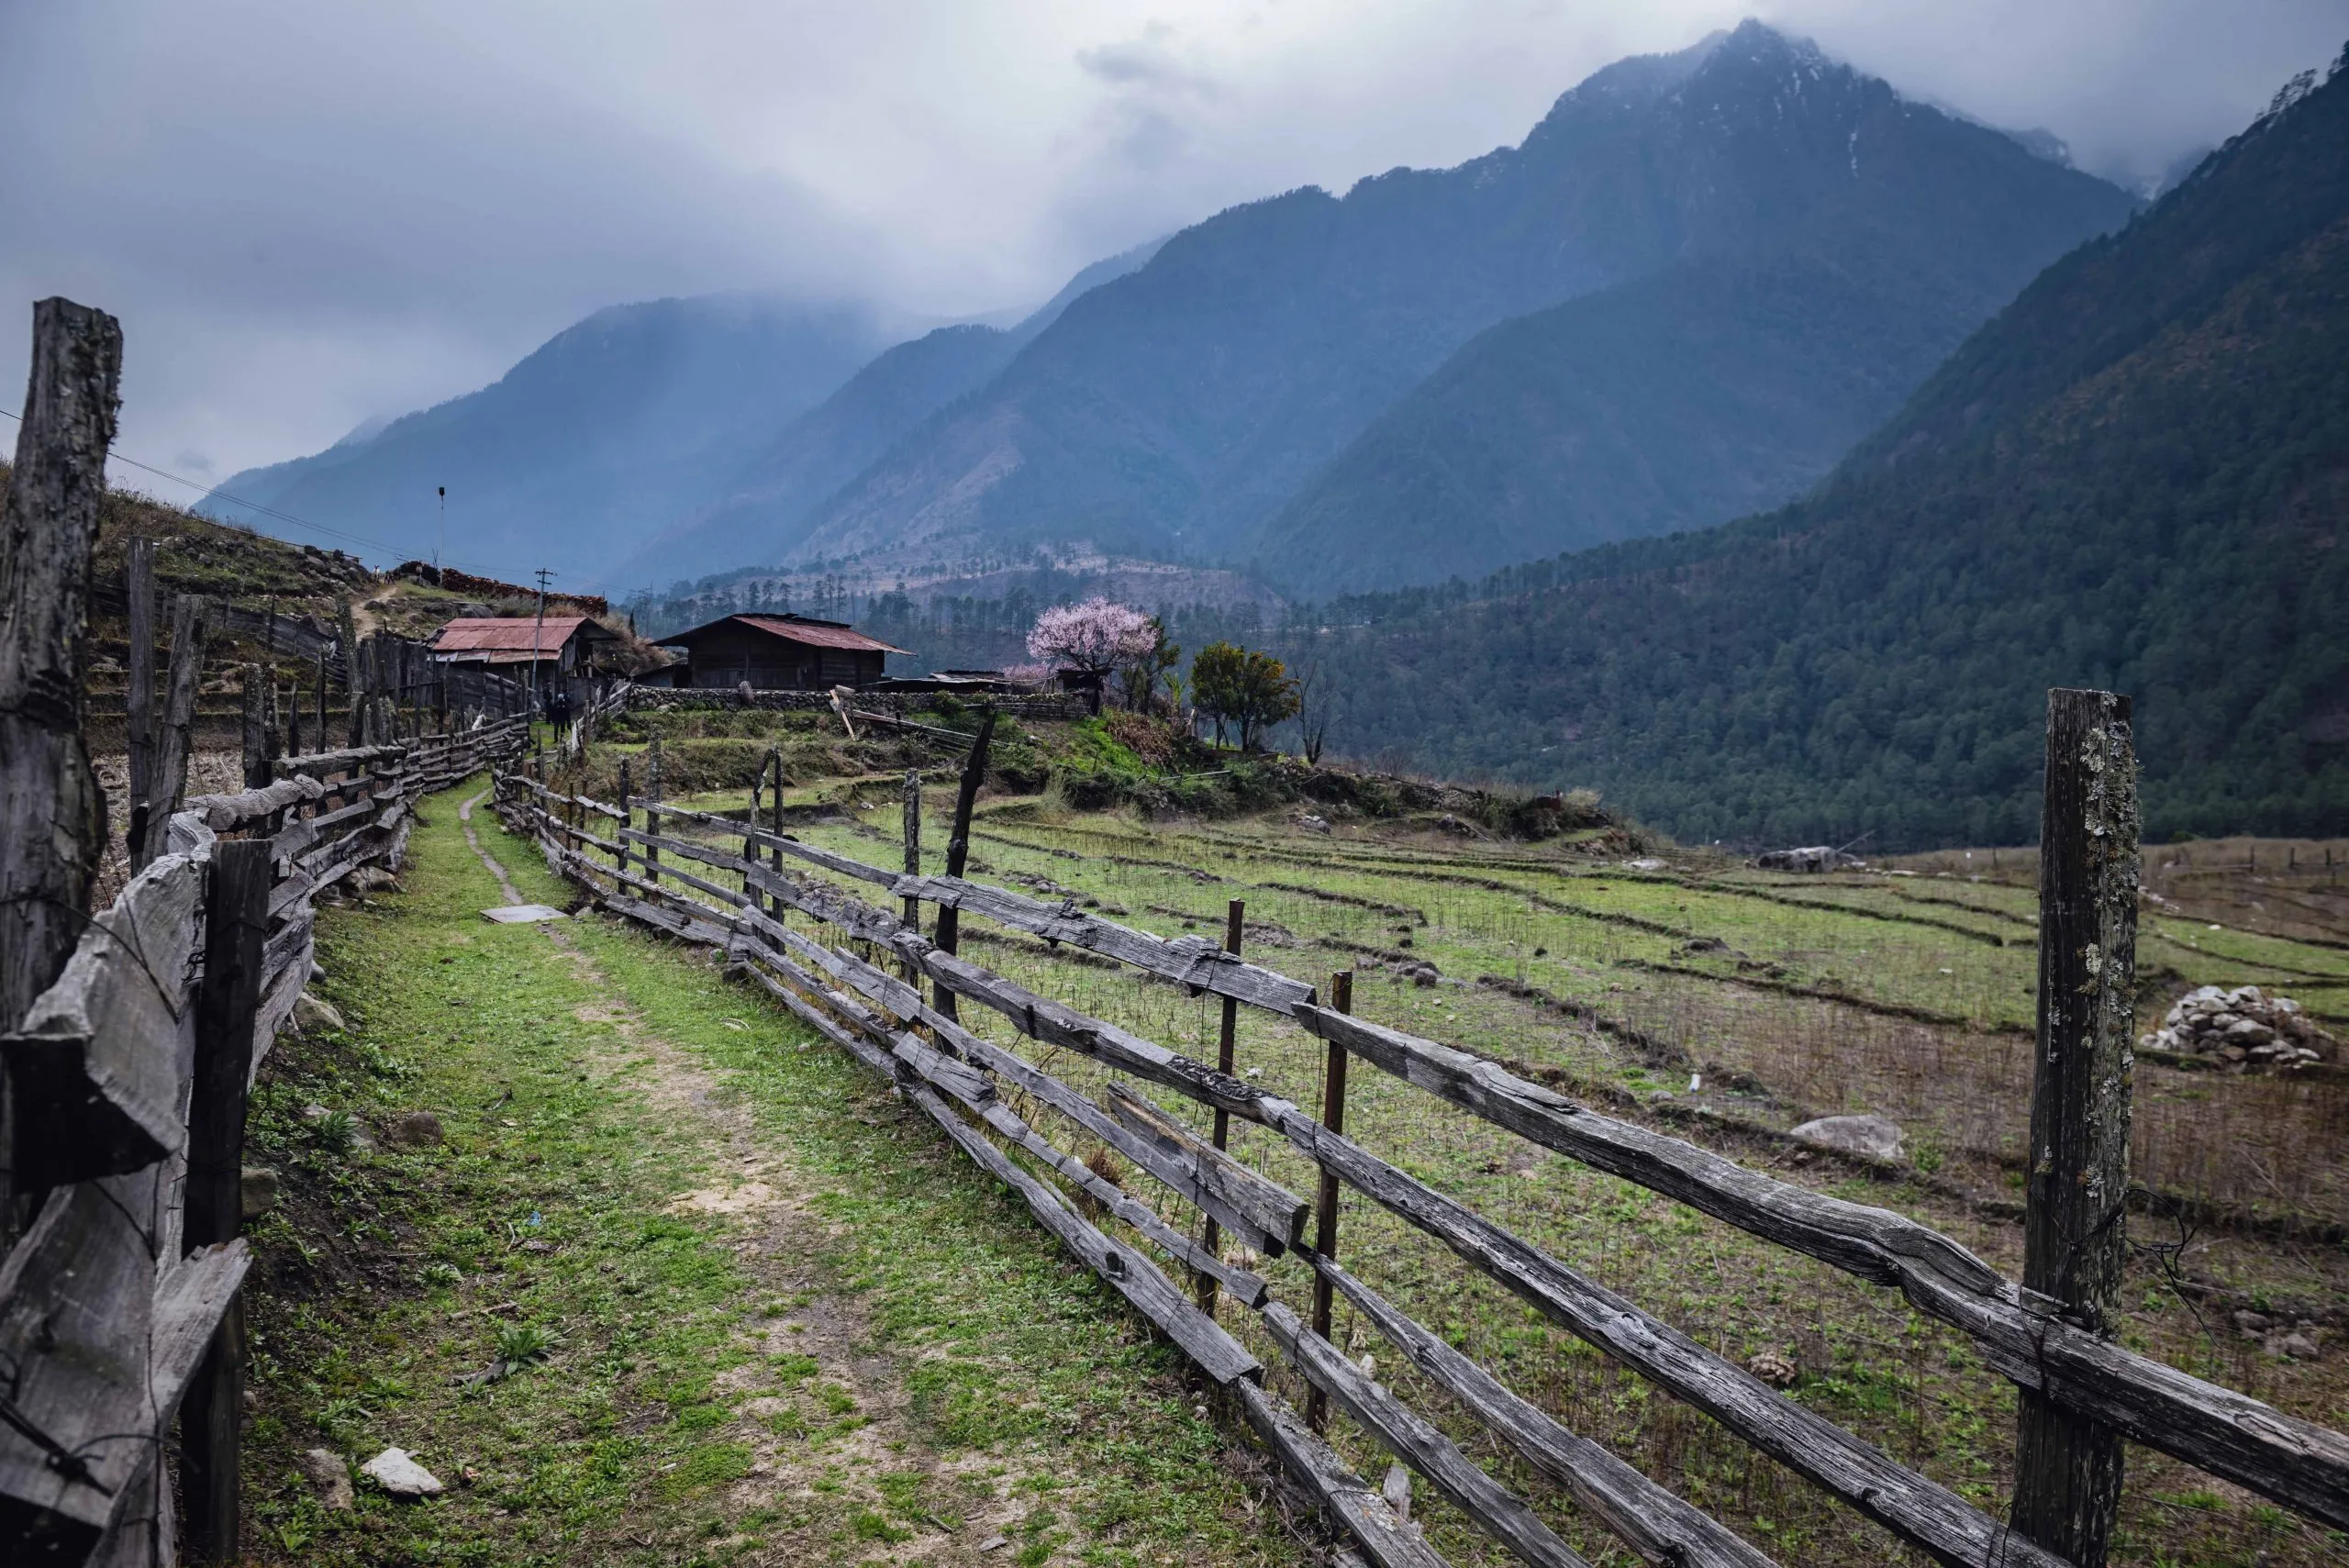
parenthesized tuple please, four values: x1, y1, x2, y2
(429, 614, 618, 684)
(652, 613, 909, 690)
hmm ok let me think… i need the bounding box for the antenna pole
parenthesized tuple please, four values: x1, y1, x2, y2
(435, 485, 446, 580)
(531, 566, 552, 722)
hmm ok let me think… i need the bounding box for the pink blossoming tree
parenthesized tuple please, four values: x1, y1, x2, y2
(1026, 597, 1157, 710)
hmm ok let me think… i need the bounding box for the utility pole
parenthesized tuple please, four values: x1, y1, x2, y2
(435, 485, 446, 581)
(530, 567, 552, 721)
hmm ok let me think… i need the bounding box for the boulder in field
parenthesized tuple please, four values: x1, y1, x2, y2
(1788, 1114, 1903, 1162)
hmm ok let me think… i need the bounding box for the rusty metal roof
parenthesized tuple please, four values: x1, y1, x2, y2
(430, 616, 601, 652)
(658, 614, 909, 656)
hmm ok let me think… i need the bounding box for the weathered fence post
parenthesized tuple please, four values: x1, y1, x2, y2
(182, 839, 270, 1562)
(143, 593, 206, 870)
(747, 756, 768, 916)
(125, 536, 156, 861)
(2012, 687, 2138, 1566)
(0, 297, 121, 1232)
(1198, 897, 1245, 1314)
(644, 735, 662, 889)
(1306, 968, 1353, 1432)
(901, 768, 922, 928)
(616, 757, 633, 880)
(930, 709, 998, 1022)
(769, 748, 785, 916)
(240, 663, 272, 788)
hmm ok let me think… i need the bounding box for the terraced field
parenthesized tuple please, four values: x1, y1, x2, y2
(615, 767, 2349, 1568)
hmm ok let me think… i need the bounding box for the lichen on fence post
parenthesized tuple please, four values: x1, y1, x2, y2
(2013, 686, 2138, 1566)
(0, 296, 121, 1236)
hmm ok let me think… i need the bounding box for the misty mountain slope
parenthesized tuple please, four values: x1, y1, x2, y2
(787, 21, 2133, 581)
(208, 295, 898, 586)
(1250, 256, 1954, 592)
(1254, 31, 2143, 594)
(604, 238, 1166, 589)
(1305, 48, 2349, 846)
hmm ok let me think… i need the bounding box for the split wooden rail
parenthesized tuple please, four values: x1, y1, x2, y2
(496, 714, 2349, 1568)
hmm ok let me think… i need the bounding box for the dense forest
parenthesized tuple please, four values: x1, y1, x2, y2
(1281, 50, 2349, 849)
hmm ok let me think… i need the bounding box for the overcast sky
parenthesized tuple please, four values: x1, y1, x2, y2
(4, 0, 2343, 510)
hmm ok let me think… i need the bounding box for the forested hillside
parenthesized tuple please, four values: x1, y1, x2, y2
(1252, 28, 2137, 595)
(1300, 50, 2349, 848)
(784, 23, 2131, 588)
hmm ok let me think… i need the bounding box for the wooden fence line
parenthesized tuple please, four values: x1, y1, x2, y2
(0, 717, 525, 1562)
(498, 756, 2349, 1568)
(696, 798, 2349, 1536)
(498, 774, 1447, 1565)
(499, 782, 2009, 1565)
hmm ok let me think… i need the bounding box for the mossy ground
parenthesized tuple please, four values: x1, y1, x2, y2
(239, 780, 1299, 1566)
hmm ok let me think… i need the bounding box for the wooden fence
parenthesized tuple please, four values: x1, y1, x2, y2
(0, 295, 523, 1562)
(0, 714, 528, 1562)
(494, 704, 2349, 1568)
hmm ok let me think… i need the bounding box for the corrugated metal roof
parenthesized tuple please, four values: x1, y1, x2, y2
(659, 614, 909, 656)
(430, 616, 598, 652)
(435, 647, 555, 665)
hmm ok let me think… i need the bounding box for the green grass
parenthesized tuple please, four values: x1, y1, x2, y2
(256, 767, 2349, 1567)
(733, 798, 2349, 1567)
(240, 779, 1295, 1566)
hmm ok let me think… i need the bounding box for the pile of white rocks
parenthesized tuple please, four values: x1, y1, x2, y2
(2141, 985, 2336, 1071)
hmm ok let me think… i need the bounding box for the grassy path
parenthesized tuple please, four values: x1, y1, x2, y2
(239, 781, 1297, 1567)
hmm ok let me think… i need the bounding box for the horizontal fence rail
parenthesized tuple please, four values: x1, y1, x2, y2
(495, 768, 2349, 1568)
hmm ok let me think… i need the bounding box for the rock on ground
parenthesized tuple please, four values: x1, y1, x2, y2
(240, 1167, 280, 1220)
(299, 1449, 355, 1511)
(1788, 1114, 1903, 1162)
(385, 1109, 444, 1146)
(2141, 984, 2336, 1071)
(293, 990, 345, 1033)
(361, 1447, 443, 1497)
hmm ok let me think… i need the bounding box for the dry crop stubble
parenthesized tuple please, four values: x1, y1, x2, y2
(743, 802, 2349, 1565)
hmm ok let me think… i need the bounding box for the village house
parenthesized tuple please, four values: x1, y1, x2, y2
(651, 612, 909, 690)
(429, 614, 619, 690)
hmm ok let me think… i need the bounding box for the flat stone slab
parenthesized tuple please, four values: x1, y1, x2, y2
(482, 904, 567, 923)
(360, 1447, 443, 1497)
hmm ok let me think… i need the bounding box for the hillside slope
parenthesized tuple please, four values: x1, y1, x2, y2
(1251, 252, 1958, 593)
(1305, 49, 2349, 847)
(206, 296, 899, 588)
(605, 239, 1165, 590)
(788, 22, 2132, 586)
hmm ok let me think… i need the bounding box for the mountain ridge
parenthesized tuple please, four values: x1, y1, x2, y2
(1291, 42, 2349, 845)
(1246, 25, 2139, 594)
(601, 237, 1167, 590)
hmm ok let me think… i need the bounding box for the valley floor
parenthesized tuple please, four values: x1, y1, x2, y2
(239, 765, 2349, 1568)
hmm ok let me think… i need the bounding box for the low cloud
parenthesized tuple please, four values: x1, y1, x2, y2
(3, 0, 2339, 492)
